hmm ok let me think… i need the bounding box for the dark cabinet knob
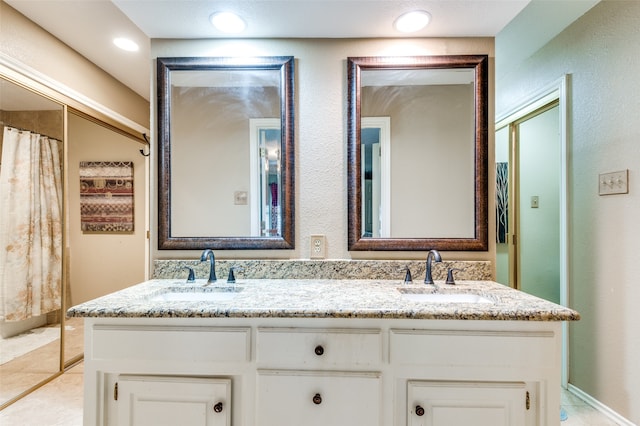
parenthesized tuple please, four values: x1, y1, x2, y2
(314, 345, 324, 356)
(313, 393, 322, 405)
(415, 405, 425, 416)
(213, 402, 224, 413)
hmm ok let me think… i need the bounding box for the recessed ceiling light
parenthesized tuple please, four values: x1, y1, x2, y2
(394, 10, 432, 33)
(210, 12, 246, 34)
(113, 37, 139, 52)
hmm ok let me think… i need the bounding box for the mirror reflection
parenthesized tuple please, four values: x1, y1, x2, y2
(361, 68, 475, 238)
(0, 77, 63, 407)
(348, 55, 488, 251)
(157, 56, 295, 250)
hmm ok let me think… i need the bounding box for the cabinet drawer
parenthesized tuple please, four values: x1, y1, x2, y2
(116, 375, 231, 426)
(256, 370, 381, 426)
(92, 325, 250, 363)
(256, 327, 382, 368)
(390, 329, 556, 368)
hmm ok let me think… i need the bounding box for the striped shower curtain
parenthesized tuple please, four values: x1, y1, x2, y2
(0, 126, 63, 321)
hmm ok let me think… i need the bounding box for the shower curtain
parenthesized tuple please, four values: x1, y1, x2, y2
(0, 126, 63, 321)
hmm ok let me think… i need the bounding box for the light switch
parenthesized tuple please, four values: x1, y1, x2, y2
(234, 191, 248, 205)
(530, 196, 539, 208)
(599, 170, 629, 195)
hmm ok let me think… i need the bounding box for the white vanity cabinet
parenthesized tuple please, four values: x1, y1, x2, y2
(83, 317, 563, 426)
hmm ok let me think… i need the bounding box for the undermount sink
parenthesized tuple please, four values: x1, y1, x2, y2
(399, 290, 493, 304)
(150, 287, 242, 302)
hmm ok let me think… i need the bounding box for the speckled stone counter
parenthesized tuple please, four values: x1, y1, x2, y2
(67, 278, 580, 321)
(152, 259, 493, 281)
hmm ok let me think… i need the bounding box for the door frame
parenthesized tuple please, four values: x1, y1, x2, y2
(496, 75, 570, 387)
(249, 118, 281, 236)
(361, 116, 391, 237)
(512, 99, 560, 298)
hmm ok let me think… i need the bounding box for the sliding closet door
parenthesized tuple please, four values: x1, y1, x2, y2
(64, 111, 147, 364)
(0, 77, 64, 409)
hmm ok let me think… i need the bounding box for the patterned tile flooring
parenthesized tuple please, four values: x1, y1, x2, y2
(0, 362, 624, 425)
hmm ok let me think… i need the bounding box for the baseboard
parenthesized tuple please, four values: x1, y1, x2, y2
(568, 384, 637, 426)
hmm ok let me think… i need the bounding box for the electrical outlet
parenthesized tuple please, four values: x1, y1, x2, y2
(599, 170, 629, 195)
(310, 235, 326, 259)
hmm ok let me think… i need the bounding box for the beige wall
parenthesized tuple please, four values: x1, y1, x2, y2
(67, 113, 147, 304)
(497, 1, 640, 423)
(152, 38, 495, 262)
(0, 1, 149, 129)
(0, 109, 64, 160)
(0, 109, 63, 140)
(171, 86, 279, 237)
(363, 84, 475, 238)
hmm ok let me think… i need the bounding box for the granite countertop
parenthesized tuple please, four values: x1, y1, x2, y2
(66, 279, 580, 321)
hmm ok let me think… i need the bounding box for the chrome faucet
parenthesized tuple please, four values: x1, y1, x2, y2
(200, 249, 217, 283)
(424, 249, 442, 284)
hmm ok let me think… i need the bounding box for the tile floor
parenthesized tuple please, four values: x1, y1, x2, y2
(0, 362, 83, 425)
(561, 389, 622, 425)
(1, 317, 84, 405)
(0, 363, 624, 425)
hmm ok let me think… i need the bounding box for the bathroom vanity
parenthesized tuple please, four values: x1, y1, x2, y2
(68, 279, 579, 426)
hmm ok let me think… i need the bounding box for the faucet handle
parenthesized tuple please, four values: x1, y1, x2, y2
(445, 268, 462, 285)
(227, 266, 244, 283)
(403, 266, 413, 284)
(184, 266, 195, 283)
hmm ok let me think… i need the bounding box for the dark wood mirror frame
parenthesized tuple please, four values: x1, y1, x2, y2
(157, 56, 295, 250)
(347, 55, 488, 251)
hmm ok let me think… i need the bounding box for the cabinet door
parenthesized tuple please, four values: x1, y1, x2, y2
(116, 375, 231, 426)
(257, 370, 381, 426)
(408, 381, 527, 426)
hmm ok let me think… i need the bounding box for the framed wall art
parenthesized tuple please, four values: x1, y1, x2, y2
(79, 161, 134, 233)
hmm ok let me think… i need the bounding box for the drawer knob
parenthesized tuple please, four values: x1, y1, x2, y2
(312, 393, 322, 405)
(213, 402, 224, 413)
(314, 345, 324, 356)
(415, 405, 425, 416)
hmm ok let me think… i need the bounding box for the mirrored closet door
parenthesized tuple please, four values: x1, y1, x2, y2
(0, 77, 65, 408)
(0, 68, 148, 410)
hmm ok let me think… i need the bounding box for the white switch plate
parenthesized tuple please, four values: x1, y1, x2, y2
(530, 196, 539, 208)
(599, 170, 629, 195)
(310, 235, 326, 259)
(234, 191, 248, 205)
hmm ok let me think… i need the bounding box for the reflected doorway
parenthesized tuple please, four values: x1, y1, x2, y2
(250, 118, 282, 237)
(361, 117, 390, 237)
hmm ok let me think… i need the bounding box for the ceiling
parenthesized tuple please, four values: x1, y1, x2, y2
(4, 0, 598, 102)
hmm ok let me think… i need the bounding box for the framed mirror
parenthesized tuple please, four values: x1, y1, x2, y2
(157, 56, 295, 250)
(347, 55, 488, 251)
